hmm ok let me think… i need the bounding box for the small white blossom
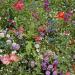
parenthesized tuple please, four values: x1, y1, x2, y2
(0, 32, 5, 38)
(36, 49, 40, 52)
(6, 34, 10, 38)
(0, 49, 3, 52)
(6, 40, 12, 45)
(35, 43, 40, 49)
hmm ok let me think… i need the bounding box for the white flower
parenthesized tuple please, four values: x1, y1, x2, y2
(11, 51, 17, 54)
(6, 40, 12, 45)
(35, 44, 40, 49)
(6, 34, 10, 38)
(0, 32, 5, 38)
(12, 42, 17, 46)
(36, 49, 40, 52)
(0, 49, 3, 53)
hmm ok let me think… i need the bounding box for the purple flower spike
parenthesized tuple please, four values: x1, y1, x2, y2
(44, 0, 49, 5)
(45, 70, 50, 75)
(44, 0, 50, 12)
(41, 62, 47, 71)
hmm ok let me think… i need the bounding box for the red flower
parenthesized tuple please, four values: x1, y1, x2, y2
(56, 11, 65, 19)
(13, 0, 24, 11)
(33, 35, 42, 43)
(38, 26, 46, 33)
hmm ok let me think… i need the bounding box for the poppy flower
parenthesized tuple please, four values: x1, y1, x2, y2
(13, 0, 24, 11)
(56, 11, 65, 19)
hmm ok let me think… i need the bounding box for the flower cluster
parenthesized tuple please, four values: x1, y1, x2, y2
(0, 53, 20, 65)
(0, 25, 25, 65)
(41, 51, 63, 75)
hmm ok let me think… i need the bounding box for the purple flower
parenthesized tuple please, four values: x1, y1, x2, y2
(53, 71, 57, 75)
(43, 57, 49, 64)
(44, 0, 49, 5)
(47, 29, 56, 33)
(12, 43, 20, 50)
(47, 65, 53, 70)
(59, 71, 63, 75)
(53, 60, 58, 66)
(41, 62, 47, 71)
(44, 0, 50, 12)
(45, 70, 50, 75)
(64, 11, 73, 22)
(40, 32, 45, 37)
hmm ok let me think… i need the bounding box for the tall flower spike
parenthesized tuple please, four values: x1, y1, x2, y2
(44, 0, 50, 12)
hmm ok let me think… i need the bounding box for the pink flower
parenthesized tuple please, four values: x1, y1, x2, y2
(66, 71, 70, 75)
(18, 26, 24, 34)
(13, 0, 24, 11)
(10, 53, 20, 62)
(0, 55, 11, 65)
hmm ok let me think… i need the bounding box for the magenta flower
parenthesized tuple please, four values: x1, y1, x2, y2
(45, 70, 50, 75)
(53, 60, 58, 66)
